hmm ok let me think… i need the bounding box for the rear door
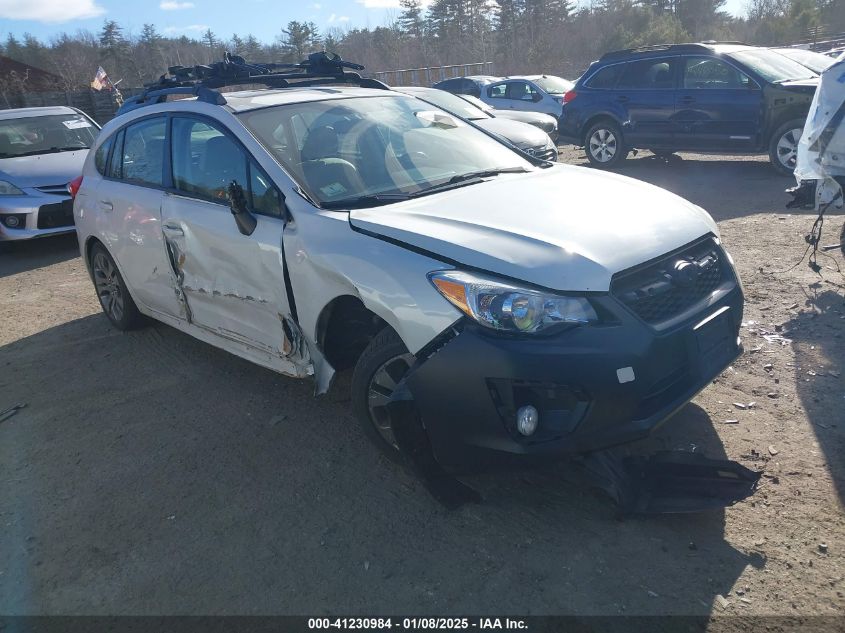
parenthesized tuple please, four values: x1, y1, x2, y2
(95, 115, 186, 319)
(673, 56, 763, 151)
(159, 114, 295, 360)
(614, 57, 678, 148)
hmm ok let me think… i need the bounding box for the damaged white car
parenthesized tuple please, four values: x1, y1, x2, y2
(73, 54, 758, 510)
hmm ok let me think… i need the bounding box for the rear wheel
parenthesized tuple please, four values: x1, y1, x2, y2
(769, 119, 804, 175)
(585, 121, 625, 168)
(351, 327, 415, 462)
(89, 243, 144, 330)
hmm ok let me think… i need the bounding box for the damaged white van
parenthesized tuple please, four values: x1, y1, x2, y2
(72, 55, 746, 481)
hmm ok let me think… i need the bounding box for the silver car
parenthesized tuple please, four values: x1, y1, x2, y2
(481, 75, 574, 118)
(455, 94, 558, 137)
(0, 106, 99, 242)
(394, 87, 557, 161)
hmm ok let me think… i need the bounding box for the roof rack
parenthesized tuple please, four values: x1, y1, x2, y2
(118, 51, 389, 115)
(599, 41, 747, 62)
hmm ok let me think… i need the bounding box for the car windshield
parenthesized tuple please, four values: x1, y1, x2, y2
(0, 113, 97, 158)
(532, 76, 572, 94)
(774, 48, 835, 74)
(728, 49, 818, 82)
(397, 88, 491, 121)
(239, 95, 530, 207)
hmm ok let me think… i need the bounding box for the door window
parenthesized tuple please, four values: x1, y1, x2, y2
(617, 58, 676, 89)
(487, 83, 508, 99)
(94, 134, 114, 175)
(682, 56, 751, 89)
(171, 116, 283, 217)
(506, 81, 540, 101)
(121, 117, 166, 186)
(107, 129, 124, 179)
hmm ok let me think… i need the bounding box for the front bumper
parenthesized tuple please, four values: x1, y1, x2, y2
(405, 283, 744, 472)
(0, 189, 76, 242)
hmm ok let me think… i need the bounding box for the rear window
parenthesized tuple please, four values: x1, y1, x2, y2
(586, 65, 624, 89)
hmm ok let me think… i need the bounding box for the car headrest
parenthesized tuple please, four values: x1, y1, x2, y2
(301, 125, 339, 162)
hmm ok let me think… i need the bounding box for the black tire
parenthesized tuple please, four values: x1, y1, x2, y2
(584, 120, 626, 168)
(351, 326, 415, 462)
(89, 243, 145, 330)
(769, 119, 805, 175)
(840, 220, 845, 258)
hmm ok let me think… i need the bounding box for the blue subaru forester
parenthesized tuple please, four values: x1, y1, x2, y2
(558, 43, 818, 173)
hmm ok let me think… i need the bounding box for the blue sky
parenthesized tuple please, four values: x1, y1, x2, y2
(0, 0, 747, 44)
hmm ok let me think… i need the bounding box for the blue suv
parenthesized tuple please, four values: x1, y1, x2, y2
(558, 43, 818, 173)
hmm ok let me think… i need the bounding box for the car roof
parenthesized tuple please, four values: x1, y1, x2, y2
(220, 86, 407, 112)
(598, 42, 754, 64)
(0, 105, 80, 121)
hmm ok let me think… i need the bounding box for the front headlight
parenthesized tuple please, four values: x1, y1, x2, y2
(0, 180, 24, 196)
(429, 270, 598, 334)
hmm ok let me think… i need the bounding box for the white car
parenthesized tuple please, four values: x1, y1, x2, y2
(72, 55, 745, 474)
(0, 106, 99, 242)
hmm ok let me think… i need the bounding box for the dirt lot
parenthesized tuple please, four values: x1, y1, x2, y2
(1, 149, 843, 625)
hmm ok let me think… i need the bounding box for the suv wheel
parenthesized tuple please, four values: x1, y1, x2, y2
(769, 119, 804, 175)
(90, 243, 145, 330)
(351, 327, 415, 462)
(585, 121, 625, 168)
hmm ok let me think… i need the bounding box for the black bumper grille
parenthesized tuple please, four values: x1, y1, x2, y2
(37, 200, 75, 229)
(611, 238, 732, 326)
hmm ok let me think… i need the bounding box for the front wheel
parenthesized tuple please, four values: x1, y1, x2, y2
(769, 119, 804, 175)
(351, 327, 415, 462)
(584, 121, 626, 168)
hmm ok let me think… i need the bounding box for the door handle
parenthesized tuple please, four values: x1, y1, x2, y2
(680, 96, 695, 104)
(616, 95, 629, 103)
(98, 200, 113, 212)
(162, 223, 184, 237)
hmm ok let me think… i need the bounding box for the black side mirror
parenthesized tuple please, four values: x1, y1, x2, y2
(228, 181, 257, 236)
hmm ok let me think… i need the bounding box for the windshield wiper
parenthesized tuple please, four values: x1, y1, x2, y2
(321, 192, 413, 209)
(321, 168, 528, 209)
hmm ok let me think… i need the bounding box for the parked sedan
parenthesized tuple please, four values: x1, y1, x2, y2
(395, 86, 558, 161)
(455, 94, 558, 137)
(0, 106, 99, 242)
(431, 75, 503, 98)
(481, 75, 574, 118)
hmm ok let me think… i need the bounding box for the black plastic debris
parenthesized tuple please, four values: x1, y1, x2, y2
(580, 450, 761, 514)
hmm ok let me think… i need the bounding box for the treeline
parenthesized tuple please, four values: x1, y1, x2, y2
(0, 0, 843, 91)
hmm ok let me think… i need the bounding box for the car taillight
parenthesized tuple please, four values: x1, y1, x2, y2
(563, 91, 578, 104)
(67, 175, 83, 199)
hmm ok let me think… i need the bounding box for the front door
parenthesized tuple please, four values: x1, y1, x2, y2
(160, 115, 296, 361)
(614, 57, 678, 148)
(673, 56, 763, 151)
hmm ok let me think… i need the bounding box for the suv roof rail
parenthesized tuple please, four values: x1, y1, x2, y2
(118, 51, 389, 115)
(598, 41, 748, 62)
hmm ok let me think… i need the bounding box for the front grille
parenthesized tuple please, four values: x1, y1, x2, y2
(36, 184, 70, 196)
(37, 200, 75, 229)
(611, 238, 731, 326)
(528, 147, 557, 161)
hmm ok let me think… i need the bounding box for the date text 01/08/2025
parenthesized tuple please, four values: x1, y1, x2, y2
(307, 618, 528, 630)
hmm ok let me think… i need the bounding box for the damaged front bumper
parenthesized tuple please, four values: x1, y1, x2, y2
(401, 284, 744, 473)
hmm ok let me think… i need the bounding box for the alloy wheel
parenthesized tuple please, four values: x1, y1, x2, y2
(92, 252, 125, 323)
(589, 128, 617, 163)
(776, 127, 802, 172)
(366, 352, 415, 449)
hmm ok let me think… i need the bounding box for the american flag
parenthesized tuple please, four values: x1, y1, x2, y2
(90, 66, 112, 91)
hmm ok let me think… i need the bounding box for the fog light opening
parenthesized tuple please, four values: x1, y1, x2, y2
(516, 405, 539, 436)
(4, 216, 20, 228)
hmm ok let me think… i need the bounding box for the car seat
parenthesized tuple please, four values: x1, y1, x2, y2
(299, 125, 365, 200)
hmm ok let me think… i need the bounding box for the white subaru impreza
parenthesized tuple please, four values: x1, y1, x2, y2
(72, 59, 744, 474)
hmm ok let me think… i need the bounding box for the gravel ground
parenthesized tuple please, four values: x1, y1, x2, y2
(0, 148, 843, 625)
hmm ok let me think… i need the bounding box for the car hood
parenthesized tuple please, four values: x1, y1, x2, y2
(492, 109, 557, 128)
(0, 150, 89, 188)
(349, 165, 719, 292)
(475, 118, 551, 149)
